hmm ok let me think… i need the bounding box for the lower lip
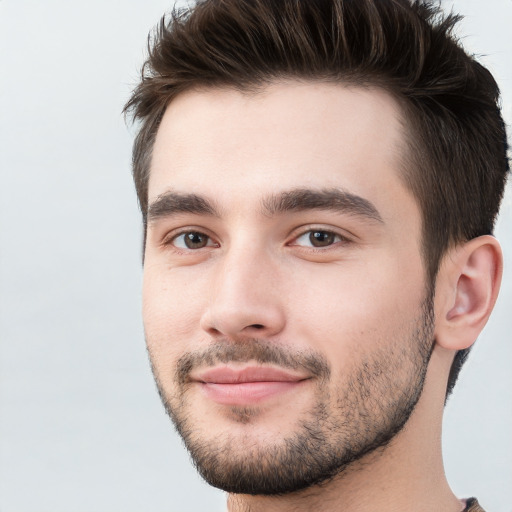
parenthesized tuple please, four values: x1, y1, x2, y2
(200, 381, 304, 405)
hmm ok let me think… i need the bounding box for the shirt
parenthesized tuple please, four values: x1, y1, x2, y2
(464, 498, 485, 512)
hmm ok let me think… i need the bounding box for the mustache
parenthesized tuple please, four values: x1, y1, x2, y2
(175, 339, 331, 385)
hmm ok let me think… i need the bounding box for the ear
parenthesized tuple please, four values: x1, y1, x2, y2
(434, 235, 503, 351)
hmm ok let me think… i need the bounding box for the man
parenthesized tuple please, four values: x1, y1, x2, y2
(124, 1, 509, 510)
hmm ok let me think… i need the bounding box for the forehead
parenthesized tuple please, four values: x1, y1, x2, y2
(149, 81, 412, 218)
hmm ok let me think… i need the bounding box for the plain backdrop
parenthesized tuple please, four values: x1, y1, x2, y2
(0, 1, 510, 511)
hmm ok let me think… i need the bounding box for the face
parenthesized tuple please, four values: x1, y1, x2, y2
(143, 82, 434, 494)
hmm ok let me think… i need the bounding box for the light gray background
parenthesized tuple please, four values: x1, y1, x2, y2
(0, 1, 510, 511)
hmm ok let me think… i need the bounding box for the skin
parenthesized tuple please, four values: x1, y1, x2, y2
(142, 81, 502, 512)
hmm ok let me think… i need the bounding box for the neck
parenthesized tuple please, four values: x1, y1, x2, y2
(227, 348, 462, 512)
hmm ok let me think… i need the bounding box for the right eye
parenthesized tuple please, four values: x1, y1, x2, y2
(171, 231, 217, 250)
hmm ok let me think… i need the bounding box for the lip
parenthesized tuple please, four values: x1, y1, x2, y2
(190, 366, 310, 405)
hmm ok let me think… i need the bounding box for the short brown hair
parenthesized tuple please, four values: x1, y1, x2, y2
(124, 0, 509, 396)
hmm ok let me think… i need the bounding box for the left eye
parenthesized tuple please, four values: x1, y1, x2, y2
(294, 230, 343, 248)
(171, 231, 216, 250)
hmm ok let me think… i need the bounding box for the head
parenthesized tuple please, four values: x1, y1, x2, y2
(125, 0, 509, 496)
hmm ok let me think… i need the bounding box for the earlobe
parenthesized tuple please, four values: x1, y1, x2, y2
(434, 235, 503, 351)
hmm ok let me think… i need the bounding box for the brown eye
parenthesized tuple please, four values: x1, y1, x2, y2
(293, 229, 343, 249)
(173, 231, 213, 249)
(309, 230, 336, 247)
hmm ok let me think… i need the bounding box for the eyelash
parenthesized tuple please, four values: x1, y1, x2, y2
(162, 229, 219, 251)
(163, 227, 351, 252)
(290, 229, 350, 249)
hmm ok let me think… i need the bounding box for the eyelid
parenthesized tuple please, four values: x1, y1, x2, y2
(287, 225, 354, 247)
(161, 227, 219, 250)
(158, 224, 354, 251)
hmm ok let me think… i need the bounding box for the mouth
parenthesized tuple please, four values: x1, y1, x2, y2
(189, 365, 311, 405)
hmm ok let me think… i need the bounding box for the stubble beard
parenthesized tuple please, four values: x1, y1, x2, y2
(148, 295, 435, 496)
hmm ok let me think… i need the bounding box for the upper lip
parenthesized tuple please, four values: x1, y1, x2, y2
(190, 365, 310, 384)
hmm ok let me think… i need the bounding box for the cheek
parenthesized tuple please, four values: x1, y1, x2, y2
(142, 265, 207, 374)
(287, 256, 426, 364)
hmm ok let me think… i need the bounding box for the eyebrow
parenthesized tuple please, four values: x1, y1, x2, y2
(147, 192, 220, 222)
(261, 188, 383, 223)
(147, 187, 383, 224)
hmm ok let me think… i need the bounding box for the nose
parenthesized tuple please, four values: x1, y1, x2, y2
(199, 246, 286, 340)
